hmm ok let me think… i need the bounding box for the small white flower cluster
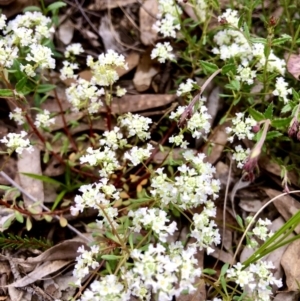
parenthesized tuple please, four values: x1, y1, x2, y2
(0, 131, 33, 154)
(65, 78, 104, 114)
(119, 113, 152, 141)
(226, 113, 257, 143)
(64, 43, 84, 59)
(176, 79, 196, 96)
(128, 208, 177, 242)
(99, 127, 127, 150)
(0, 11, 55, 71)
(124, 144, 154, 166)
(9, 107, 25, 125)
(60, 61, 79, 80)
(191, 200, 221, 254)
(272, 76, 292, 104)
(151, 42, 175, 63)
(154, 0, 181, 38)
(227, 261, 282, 301)
(151, 151, 220, 210)
(245, 217, 274, 247)
(79, 242, 201, 301)
(232, 145, 250, 168)
(34, 109, 55, 128)
(169, 101, 212, 145)
(193, 0, 208, 23)
(87, 49, 128, 86)
(212, 9, 286, 85)
(80, 146, 120, 178)
(73, 245, 100, 285)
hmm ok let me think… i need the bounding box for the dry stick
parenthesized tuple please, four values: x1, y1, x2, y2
(0, 171, 92, 243)
(231, 189, 300, 266)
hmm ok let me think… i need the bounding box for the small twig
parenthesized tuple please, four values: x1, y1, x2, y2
(0, 171, 92, 243)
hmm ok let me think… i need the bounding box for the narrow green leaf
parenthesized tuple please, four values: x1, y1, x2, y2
(101, 254, 122, 260)
(199, 60, 218, 75)
(36, 84, 56, 93)
(0, 89, 13, 97)
(281, 103, 292, 113)
(16, 77, 27, 93)
(266, 131, 282, 140)
(250, 37, 267, 44)
(221, 63, 236, 75)
(21, 173, 64, 187)
(47, 1, 66, 12)
(271, 117, 292, 128)
(248, 107, 265, 121)
(51, 190, 67, 211)
(264, 102, 273, 119)
(23, 5, 41, 12)
(225, 79, 240, 91)
(272, 36, 292, 46)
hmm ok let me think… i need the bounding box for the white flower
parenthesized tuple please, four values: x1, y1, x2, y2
(177, 79, 196, 96)
(0, 131, 33, 154)
(9, 107, 25, 125)
(236, 65, 256, 85)
(169, 133, 189, 148)
(26, 44, 55, 70)
(232, 145, 250, 168)
(64, 43, 84, 58)
(99, 127, 127, 150)
(153, 13, 180, 38)
(151, 42, 175, 63)
(272, 76, 292, 104)
(0, 40, 18, 68)
(0, 14, 7, 30)
(124, 144, 153, 166)
(116, 86, 127, 97)
(226, 113, 256, 142)
(87, 50, 128, 86)
(60, 61, 79, 80)
(218, 9, 239, 27)
(119, 113, 152, 141)
(65, 78, 104, 113)
(34, 109, 55, 128)
(20, 64, 36, 77)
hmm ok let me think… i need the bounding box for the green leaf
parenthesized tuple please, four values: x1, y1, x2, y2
(202, 268, 217, 275)
(21, 173, 64, 187)
(23, 5, 41, 12)
(225, 79, 240, 91)
(16, 77, 28, 93)
(248, 107, 265, 121)
(266, 131, 282, 140)
(101, 254, 122, 260)
(264, 102, 273, 119)
(221, 63, 236, 75)
(0, 89, 13, 97)
(281, 103, 292, 113)
(264, 43, 271, 58)
(46, 1, 66, 12)
(271, 117, 292, 128)
(15, 211, 24, 223)
(199, 60, 218, 75)
(250, 37, 267, 44)
(26, 217, 32, 231)
(272, 36, 292, 46)
(59, 216, 68, 227)
(51, 190, 67, 211)
(36, 84, 56, 93)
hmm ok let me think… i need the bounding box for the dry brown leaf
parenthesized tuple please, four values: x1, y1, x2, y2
(260, 156, 299, 187)
(287, 53, 300, 80)
(15, 240, 86, 264)
(7, 260, 71, 288)
(239, 200, 263, 212)
(58, 19, 74, 45)
(133, 49, 160, 92)
(17, 146, 43, 214)
(203, 122, 230, 164)
(281, 239, 300, 291)
(1, 0, 37, 18)
(104, 94, 176, 114)
(139, 0, 158, 45)
(264, 188, 300, 234)
(274, 292, 300, 301)
(88, 0, 137, 10)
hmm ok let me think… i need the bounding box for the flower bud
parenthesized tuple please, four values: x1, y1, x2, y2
(288, 119, 299, 139)
(252, 124, 260, 133)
